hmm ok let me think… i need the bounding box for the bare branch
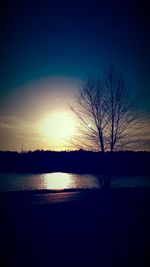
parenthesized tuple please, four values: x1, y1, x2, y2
(69, 67, 147, 152)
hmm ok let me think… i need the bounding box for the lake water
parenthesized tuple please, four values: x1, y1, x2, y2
(0, 172, 150, 192)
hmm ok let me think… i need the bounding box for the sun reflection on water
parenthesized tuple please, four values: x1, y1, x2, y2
(43, 172, 73, 190)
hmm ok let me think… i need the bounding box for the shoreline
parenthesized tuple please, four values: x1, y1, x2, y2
(0, 187, 150, 266)
(1, 187, 150, 207)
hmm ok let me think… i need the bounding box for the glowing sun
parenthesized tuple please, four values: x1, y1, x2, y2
(41, 112, 75, 146)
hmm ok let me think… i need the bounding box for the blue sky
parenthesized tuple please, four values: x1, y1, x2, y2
(0, 0, 149, 150)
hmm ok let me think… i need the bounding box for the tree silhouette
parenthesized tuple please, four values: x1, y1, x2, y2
(70, 67, 143, 152)
(70, 75, 106, 152)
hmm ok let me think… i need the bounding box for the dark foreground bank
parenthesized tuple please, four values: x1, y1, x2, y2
(0, 188, 150, 267)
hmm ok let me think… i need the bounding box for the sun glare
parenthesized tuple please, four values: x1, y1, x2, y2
(41, 112, 75, 147)
(43, 172, 73, 189)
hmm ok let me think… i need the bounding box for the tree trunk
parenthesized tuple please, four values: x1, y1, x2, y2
(98, 128, 105, 152)
(100, 135, 105, 153)
(110, 143, 114, 152)
(103, 175, 111, 189)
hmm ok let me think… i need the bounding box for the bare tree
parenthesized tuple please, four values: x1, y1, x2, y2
(103, 67, 143, 151)
(70, 67, 143, 152)
(70, 75, 107, 152)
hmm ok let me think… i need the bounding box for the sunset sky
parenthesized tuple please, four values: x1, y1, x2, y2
(0, 0, 150, 151)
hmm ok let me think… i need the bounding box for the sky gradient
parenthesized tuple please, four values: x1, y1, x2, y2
(0, 0, 150, 151)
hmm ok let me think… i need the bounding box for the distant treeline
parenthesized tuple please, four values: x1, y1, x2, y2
(0, 150, 149, 175)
